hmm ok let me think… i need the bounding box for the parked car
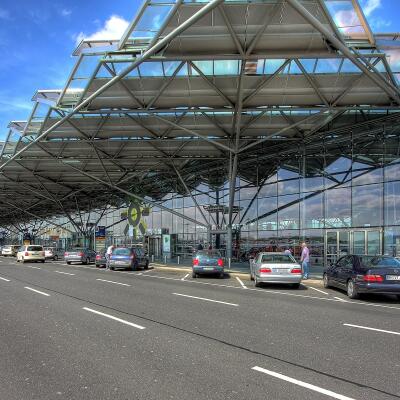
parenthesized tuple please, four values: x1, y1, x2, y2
(109, 247, 149, 271)
(44, 247, 63, 261)
(192, 250, 224, 278)
(323, 255, 400, 299)
(95, 251, 107, 268)
(64, 248, 96, 265)
(17, 245, 45, 263)
(2, 245, 20, 257)
(250, 252, 302, 288)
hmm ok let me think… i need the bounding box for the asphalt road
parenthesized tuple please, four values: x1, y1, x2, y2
(0, 257, 399, 400)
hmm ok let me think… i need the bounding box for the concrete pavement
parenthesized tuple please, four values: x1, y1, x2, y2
(0, 257, 399, 399)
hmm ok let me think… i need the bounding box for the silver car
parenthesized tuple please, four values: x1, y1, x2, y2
(64, 248, 96, 265)
(250, 252, 302, 288)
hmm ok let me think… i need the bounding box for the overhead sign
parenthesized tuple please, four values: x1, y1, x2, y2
(95, 226, 106, 238)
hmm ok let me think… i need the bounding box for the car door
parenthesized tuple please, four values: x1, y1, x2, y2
(336, 256, 354, 288)
(329, 257, 347, 287)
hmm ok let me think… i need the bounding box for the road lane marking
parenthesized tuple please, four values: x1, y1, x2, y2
(141, 269, 153, 274)
(181, 273, 189, 281)
(0, 276, 10, 282)
(334, 296, 348, 302)
(24, 287, 50, 297)
(83, 307, 145, 329)
(24, 266, 41, 270)
(306, 286, 329, 295)
(173, 292, 239, 307)
(236, 277, 247, 289)
(252, 366, 355, 400)
(96, 278, 130, 287)
(343, 323, 400, 336)
(55, 271, 75, 276)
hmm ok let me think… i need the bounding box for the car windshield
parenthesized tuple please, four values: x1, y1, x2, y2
(27, 246, 43, 251)
(113, 248, 131, 256)
(359, 256, 400, 268)
(196, 250, 221, 258)
(260, 254, 296, 263)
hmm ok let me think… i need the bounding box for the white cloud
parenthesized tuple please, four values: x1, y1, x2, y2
(362, 0, 381, 17)
(74, 15, 129, 45)
(61, 9, 72, 17)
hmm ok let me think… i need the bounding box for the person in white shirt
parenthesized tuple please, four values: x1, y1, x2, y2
(106, 244, 114, 270)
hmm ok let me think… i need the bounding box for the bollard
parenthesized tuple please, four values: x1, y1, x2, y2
(151, 254, 154, 263)
(177, 255, 180, 264)
(228, 257, 231, 269)
(164, 255, 167, 264)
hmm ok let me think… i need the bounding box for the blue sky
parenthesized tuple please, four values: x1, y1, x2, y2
(0, 0, 398, 140)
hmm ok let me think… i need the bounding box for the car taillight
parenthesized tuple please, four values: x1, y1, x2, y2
(291, 268, 302, 274)
(95, 255, 101, 260)
(363, 274, 384, 282)
(64, 252, 68, 257)
(193, 259, 199, 266)
(79, 252, 84, 257)
(259, 267, 272, 273)
(217, 258, 224, 267)
(25, 252, 29, 256)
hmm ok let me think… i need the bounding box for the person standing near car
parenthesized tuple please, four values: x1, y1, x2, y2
(300, 242, 310, 279)
(106, 244, 114, 270)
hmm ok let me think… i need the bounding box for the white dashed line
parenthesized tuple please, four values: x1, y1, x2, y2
(252, 366, 355, 400)
(54, 271, 75, 276)
(343, 323, 400, 336)
(181, 273, 189, 281)
(24, 266, 41, 270)
(173, 292, 239, 307)
(24, 287, 50, 297)
(306, 286, 329, 295)
(83, 307, 145, 329)
(334, 296, 348, 302)
(96, 278, 131, 287)
(236, 277, 247, 289)
(0, 276, 10, 282)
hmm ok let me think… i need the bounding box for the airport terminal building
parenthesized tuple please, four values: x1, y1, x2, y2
(1, 0, 400, 267)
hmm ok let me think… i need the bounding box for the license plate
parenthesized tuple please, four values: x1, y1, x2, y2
(203, 267, 214, 270)
(273, 268, 289, 274)
(386, 275, 400, 280)
(31, 252, 38, 256)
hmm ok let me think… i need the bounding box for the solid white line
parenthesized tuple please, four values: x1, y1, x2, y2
(24, 287, 50, 297)
(173, 292, 239, 307)
(334, 296, 348, 302)
(252, 366, 355, 400)
(343, 323, 400, 336)
(83, 307, 145, 329)
(96, 278, 130, 287)
(306, 286, 329, 295)
(0, 276, 10, 282)
(181, 273, 189, 281)
(55, 271, 75, 276)
(236, 276, 247, 289)
(24, 266, 41, 270)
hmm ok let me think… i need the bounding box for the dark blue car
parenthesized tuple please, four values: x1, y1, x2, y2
(323, 255, 400, 299)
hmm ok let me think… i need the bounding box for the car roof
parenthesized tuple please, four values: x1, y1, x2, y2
(258, 252, 291, 255)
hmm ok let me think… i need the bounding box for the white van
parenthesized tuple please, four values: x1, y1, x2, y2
(17, 245, 45, 263)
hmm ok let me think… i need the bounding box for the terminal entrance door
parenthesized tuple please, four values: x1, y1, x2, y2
(325, 229, 382, 266)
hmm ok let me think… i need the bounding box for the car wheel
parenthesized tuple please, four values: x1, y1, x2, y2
(144, 261, 149, 270)
(110, 266, 115, 271)
(54, 255, 58, 261)
(254, 275, 261, 288)
(323, 273, 330, 288)
(67, 262, 71, 265)
(292, 283, 300, 289)
(396, 294, 400, 301)
(219, 272, 224, 279)
(192, 272, 197, 278)
(83, 258, 88, 265)
(41, 260, 45, 263)
(347, 280, 359, 299)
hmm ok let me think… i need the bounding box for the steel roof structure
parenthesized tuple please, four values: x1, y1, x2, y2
(1, 0, 400, 254)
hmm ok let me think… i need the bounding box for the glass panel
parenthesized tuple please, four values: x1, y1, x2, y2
(352, 184, 382, 227)
(367, 231, 381, 255)
(326, 187, 351, 228)
(353, 231, 365, 255)
(385, 181, 400, 226)
(326, 231, 337, 264)
(339, 231, 349, 256)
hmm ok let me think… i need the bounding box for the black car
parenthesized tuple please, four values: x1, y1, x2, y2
(323, 255, 400, 299)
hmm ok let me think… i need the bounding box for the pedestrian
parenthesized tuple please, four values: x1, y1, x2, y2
(106, 244, 114, 269)
(197, 243, 203, 251)
(284, 247, 292, 255)
(300, 242, 310, 279)
(208, 243, 212, 250)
